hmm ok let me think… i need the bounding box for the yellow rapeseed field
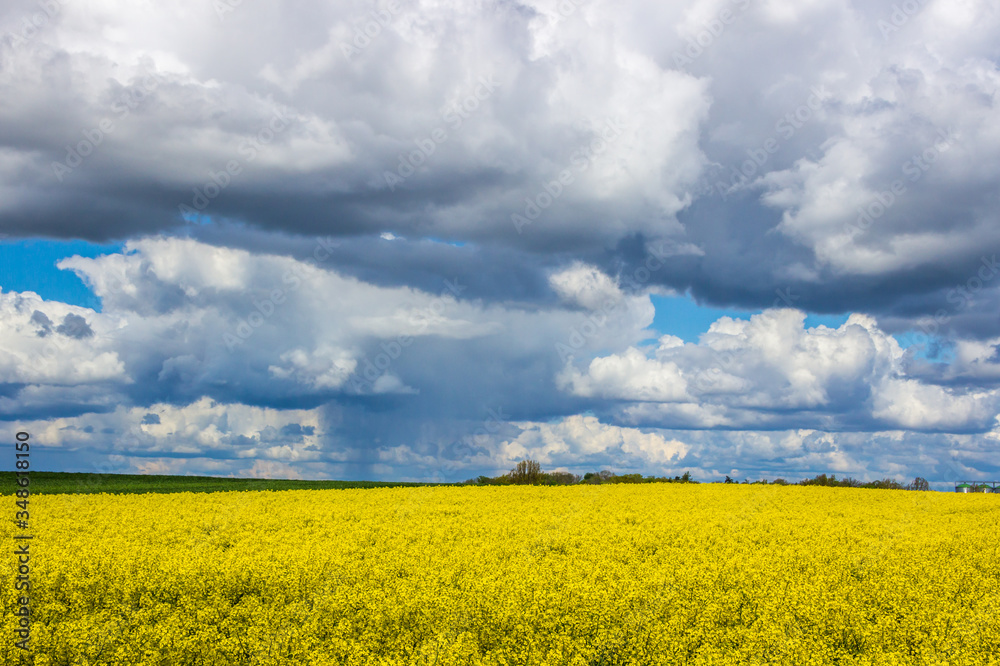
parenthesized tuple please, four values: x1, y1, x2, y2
(3, 485, 1000, 665)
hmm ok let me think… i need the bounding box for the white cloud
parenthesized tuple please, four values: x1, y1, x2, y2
(558, 347, 690, 402)
(0, 289, 125, 384)
(2, 396, 322, 460)
(871, 379, 998, 431)
(757, 35, 1000, 276)
(48, 237, 508, 397)
(549, 262, 626, 310)
(560, 308, 1000, 432)
(501, 414, 689, 467)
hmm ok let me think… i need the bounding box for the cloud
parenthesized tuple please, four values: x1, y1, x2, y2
(503, 415, 689, 467)
(0, 242, 655, 434)
(2, 0, 1000, 483)
(2, 0, 999, 333)
(3, 396, 324, 462)
(245, 460, 303, 480)
(2, 238, 997, 483)
(0, 0, 706, 250)
(549, 262, 626, 310)
(46, 236, 510, 404)
(558, 346, 690, 403)
(55, 313, 94, 339)
(561, 309, 1000, 432)
(0, 289, 126, 386)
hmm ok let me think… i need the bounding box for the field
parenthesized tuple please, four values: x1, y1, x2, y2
(0, 471, 439, 494)
(3, 485, 999, 665)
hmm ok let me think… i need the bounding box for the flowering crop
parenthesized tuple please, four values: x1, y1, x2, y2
(3, 485, 999, 665)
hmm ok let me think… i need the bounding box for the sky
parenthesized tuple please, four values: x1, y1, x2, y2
(1, 0, 999, 488)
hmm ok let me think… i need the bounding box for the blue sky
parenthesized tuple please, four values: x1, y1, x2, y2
(650, 294, 850, 343)
(1, 0, 999, 487)
(0, 239, 122, 311)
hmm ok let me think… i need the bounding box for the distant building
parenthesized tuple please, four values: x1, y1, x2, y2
(955, 481, 999, 493)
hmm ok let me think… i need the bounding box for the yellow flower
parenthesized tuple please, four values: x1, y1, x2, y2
(2, 485, 999, 665)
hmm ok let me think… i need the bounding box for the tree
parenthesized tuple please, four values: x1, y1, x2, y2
(908, 477, 930, 491)
(508, 459, 542, 485)
(543, 471, 580, 485)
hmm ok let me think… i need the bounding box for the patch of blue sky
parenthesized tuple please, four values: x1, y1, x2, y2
(180, 210, 214, 225)
(0, 238, 123, 312)
(892, 332, 955, 362)
(650, 294, 850, 343)
(803, 313, 851, 329)
(649, 294, 752, 342)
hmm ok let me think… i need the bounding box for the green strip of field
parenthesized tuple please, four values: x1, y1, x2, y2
(1, 471, 447, 495)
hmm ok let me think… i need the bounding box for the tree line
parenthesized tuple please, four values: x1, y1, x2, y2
(465, 459, 695, 486)
(733, 473, 930, 491)
(465, 461, 930, 491)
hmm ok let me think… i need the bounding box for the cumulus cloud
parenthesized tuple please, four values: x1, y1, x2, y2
(502, 415, 689, 467)
(47, 236, 509, 402)
(0, 0, 707, 250)
(550, 262, 626, 310)
(1, 242, 657, 422)
(558, 346, 690, 403)
(0, 396, 323, 469)
(0, 289, 125, 386)
(561, 309, 1000, 432)
(2, 236, 997, 482)
(245, 460, 303, 480)
(1, 0, 999, 328)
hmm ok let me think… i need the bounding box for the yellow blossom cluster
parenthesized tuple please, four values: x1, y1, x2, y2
(3, 484, 999, 665)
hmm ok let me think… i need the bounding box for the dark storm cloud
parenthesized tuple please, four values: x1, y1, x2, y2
(186, 223, 563, 306)
(2, 0, 996, 336)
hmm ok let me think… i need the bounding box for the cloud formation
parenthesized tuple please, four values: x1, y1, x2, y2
(1, 0, 999, 483)
(0, 237, 996, 484)
(560, 309, 1000, 432)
